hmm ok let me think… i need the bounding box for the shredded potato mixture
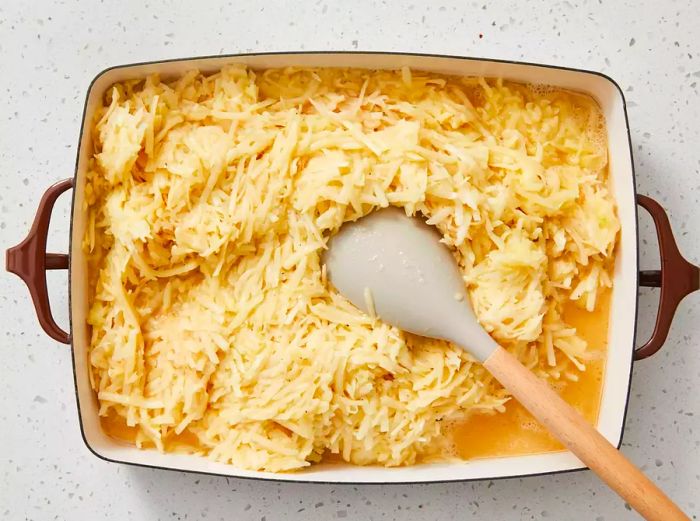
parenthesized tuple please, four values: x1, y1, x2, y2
(84, 66, 619, 472)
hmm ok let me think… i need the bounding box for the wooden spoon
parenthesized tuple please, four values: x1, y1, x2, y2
(324, 207, 687, 521)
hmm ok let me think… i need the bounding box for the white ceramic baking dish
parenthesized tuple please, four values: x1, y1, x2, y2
(7, 52, 699, 484)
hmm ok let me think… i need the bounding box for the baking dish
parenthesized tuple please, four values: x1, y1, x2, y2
(6, 52, 699, 484)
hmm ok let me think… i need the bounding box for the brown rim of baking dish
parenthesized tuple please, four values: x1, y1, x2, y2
(5, 51, 700, 485)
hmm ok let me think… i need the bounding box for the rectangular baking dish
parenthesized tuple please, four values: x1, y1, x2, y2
(7, 52, 699, 484)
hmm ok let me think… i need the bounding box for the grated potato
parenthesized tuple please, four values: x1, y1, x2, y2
(84, 66, 619, 472)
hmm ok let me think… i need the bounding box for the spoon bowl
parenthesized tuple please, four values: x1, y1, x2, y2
(325, 207, 495, 360)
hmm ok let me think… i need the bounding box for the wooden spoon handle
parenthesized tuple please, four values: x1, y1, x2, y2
(483, 346, 688, 521)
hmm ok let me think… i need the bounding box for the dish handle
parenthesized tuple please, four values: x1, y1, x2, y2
(6, 178, 73, 344)
(635, 195, 699, 359)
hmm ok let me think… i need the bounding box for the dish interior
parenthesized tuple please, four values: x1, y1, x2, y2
(68, 53, 637, 483)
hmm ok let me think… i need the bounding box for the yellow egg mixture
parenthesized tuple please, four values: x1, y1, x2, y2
(84, 66, 619, 472)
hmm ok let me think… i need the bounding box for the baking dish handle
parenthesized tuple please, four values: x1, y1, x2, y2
(635, 195, 699, 360)
(5, 178, 73, 344)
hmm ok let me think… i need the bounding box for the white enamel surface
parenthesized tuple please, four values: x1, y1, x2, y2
(69, 53, 637, 483)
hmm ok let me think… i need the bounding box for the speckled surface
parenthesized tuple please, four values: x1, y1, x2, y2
(1, 0, 699, 519)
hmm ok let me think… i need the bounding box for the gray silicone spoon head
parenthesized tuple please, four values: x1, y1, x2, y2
(324, 206, 498, 362)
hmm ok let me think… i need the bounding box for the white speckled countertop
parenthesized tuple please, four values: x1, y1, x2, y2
(1, 0, 698, 519)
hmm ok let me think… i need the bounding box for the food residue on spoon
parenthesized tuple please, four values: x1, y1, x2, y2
(364, 287, 377, 318)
